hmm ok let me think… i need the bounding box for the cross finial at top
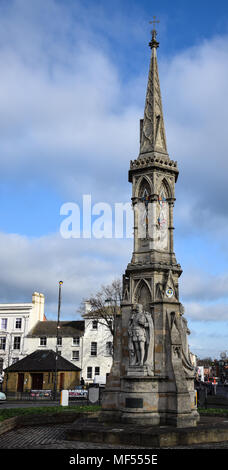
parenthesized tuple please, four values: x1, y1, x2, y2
(149, 16, 160, 31)
(149, 17, 160, 49)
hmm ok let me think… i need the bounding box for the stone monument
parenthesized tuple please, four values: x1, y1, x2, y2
(101, 26, 199, 428)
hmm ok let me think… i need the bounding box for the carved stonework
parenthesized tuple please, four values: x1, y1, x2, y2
(139, 48, 168, 156)
(101, 29, 198, 428)
(128, 303, 154, 369)
(169, 311, 194, 374)
(122, 275, 130, 301)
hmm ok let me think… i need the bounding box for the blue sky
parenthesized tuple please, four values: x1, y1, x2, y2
(0, 0, 228, 359)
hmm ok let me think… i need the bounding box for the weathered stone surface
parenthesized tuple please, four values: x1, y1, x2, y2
(101, 30, 198, 428)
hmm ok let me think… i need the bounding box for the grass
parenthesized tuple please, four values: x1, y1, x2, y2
(198, 407, 228, 415)
(0, 404, 101, 422)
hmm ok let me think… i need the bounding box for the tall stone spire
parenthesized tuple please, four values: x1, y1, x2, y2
(139, 28, 168, 158)
(101, 25, 198, 429)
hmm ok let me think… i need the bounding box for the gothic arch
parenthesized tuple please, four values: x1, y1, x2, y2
(158, 177, 172, 199)
(135, 175, 153, 198)
(133, 279, 152, 308)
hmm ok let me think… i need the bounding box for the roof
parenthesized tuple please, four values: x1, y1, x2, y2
(27, 320, 85, 337)
(4, 350, 81, 372)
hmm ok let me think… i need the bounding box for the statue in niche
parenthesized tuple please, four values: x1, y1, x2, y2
(122, 275, 130, 301)
(180, 316, 194, 370)
(128, 303, 154, 367)
(169, 311, 194, 371)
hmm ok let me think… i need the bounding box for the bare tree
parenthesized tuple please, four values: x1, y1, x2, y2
(197, 357, 213, 366)
(78, 279, 122, 337)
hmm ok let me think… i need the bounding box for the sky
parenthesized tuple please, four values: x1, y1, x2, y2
(0, 0, 228, 359)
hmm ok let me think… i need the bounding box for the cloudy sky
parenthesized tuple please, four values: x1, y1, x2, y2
(1, 0, 228, 359)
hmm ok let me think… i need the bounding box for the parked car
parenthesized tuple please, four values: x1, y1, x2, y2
(0, 392, 6, 402)
(69, 386, 88, 399)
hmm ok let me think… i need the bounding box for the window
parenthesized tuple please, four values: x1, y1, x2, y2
(39, 336, 47, 346)
(15, 318, 22, 329)
(92, 320, 98, 330)
(1, 318, 7, 330)
(91, 342, 97, 356)
(87, 367, 92, 379)
(106, 341, 113, 356)
(72, 351, 79, 361)
(72, 337, 80, 346)
(95, 367, 100, 376)
(0, 337, 6, 350)
(0, 358, 3, 373)
(13, 337, 21, 350)
(57, 337, 62, 347)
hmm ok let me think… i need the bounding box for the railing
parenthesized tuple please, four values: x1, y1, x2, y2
(5, 390, 60, 401)
(4, 385, 105, 403)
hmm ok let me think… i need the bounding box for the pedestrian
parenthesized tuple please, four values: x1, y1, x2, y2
(80, 377, 85, 387)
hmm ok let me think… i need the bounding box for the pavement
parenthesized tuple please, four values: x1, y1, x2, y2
(1, 416, 228, 449)
(0, 399, 88, 408)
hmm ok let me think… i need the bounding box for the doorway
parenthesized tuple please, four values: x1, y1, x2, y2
(31, 373, 43, 390)
(60, 373, 65, 390)
(17, 373, 24, 392)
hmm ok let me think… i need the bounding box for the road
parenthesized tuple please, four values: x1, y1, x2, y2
(0, 399, 88, 409)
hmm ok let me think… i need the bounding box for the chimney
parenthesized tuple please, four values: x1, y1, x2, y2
(85, 301, 92, 313)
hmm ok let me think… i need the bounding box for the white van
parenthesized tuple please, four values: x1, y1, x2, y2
(93, 375, 106, 386)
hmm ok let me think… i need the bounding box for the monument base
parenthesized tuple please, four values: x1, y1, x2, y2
(100, 374, 199, 428)
(66, 414, 228, 447)
(127, 365, 154, 377)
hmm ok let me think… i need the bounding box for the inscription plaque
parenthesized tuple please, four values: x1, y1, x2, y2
(125, 398, 143, 408)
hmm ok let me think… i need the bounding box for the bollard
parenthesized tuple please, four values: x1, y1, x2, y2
(60, 389, 69, 406)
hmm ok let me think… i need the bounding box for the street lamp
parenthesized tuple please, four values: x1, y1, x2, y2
(53, 281, 63, 401)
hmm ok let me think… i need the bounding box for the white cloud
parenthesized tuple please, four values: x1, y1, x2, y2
(185, 301, 228, 322)
(0, 1, 228, 226)
(0, 1, 227, 358)
(161, 36, 228, 236)
(0, 231, 132, 318)
(180, 269, 228, 302)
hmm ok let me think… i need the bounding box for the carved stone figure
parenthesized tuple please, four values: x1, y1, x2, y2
(128, 303, 154, 367)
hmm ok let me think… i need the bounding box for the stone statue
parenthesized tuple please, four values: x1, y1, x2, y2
(169, 311, 194, 372)
(128, 304, 154, 367)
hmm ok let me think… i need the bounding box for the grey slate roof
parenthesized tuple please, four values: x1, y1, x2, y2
(4, 349, 81, 372)
(27, 320, 85, 337)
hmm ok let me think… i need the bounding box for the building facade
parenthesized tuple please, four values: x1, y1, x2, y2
(0, 292, 46, 381)
(0, 293, 113, 386)
(3, 349, 81, 395)
(82, 314, 113, 383)
(26, 315, 113, 384)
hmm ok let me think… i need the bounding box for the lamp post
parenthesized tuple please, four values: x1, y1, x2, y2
(53, 281, 63, 401)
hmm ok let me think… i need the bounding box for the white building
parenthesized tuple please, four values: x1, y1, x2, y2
(26, 315, 113, 384)
(0, 292, 46, 380)
(82, 315, 113, 383)
(0, 294, 113, 386)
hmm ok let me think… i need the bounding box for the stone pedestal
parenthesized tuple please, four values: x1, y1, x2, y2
(100, 302, 199, 428)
